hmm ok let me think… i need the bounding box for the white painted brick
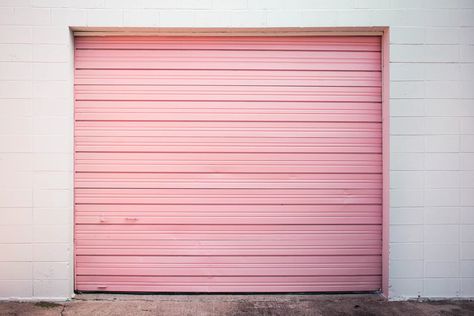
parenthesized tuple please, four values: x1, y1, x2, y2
(0, 244, 32, 262)
(159, 10, 195, 27)
(425, 261, 459, 278)
(390, 99, 425, 117)
(12, 8, 51, 25)
(0, 190, 32, 207)
(231, 10, 267, 27)
(247, 0, 282, 10)
(33, 225, 70, 243)
(424, 278, 461, 297)
(0, 153, 33, 172)
(0, 81, 32, 98)
(33, 134, 72, 153)
(33, 0, 72, 8)
(390, 153, 423, 170)
(424, 63, 460, 81)
(425, 153, 459, 171)
(424, 117, 460, 134)
(390, 171, 424, 189)
(460, 261, 474, 277)
(336, 10, 374, 27)
(71, 0, 105, 9)
(425, 9, 474, 27)
(461, 189, 474, 206)
(33, 62, 68, 81)
(0, 62, 32, 80)
(0, 117, 32, 134)
(0, 26, 32, 43)
(33, 44, 70, 62)
(390, 117, 424, 135)
(424, 189, 460, 207)
(33, 116, 71, 135)
(461, 207, 474, 223)
(86, 9, 123, 26)
(179, 0, 212, 10)
(33, 172, 71, 189)
(194, 10, 234, 27)
(461, 225, 474, 242)
(355, 0, 390, 9)
(390, 63, 424, 81)
(462, 278, 474, 296)
(33, 279, 70, 298)
(0, 0, 31, 7)
(461, 135, 474, 152)
(390, 243, 423, 260)
(33, 243, 70, 262)
(33, 153, 71, 171)
(0, 99, 32, 116)
(51, 8, 87, 26)
(0, 43, 32, 61)
(0, 171, 32, 189)
(459, 27, 474, 44)
(33, 98, 71, 116)
(212, 0, 247, 10)
(425, 99, 473, 117)
(267, 10, 302, 27)
(425, 243, 460, 261)
(33, 81, 70, 98)
(32, 26, 70, 44)
(425, 81, 474, 99)
(391, 81, 425, 99)
(33, 189, 71, 208)
(391, 136, 424, 153)
(33, 208, 69, 225)
(425, 171, 460, 189)
(461, 172, 474, 188)
(425, 135, 459, 153)
(0, 135, 32, 152)
(429, 0, 474, 9)
(425, 27, 461, 44)
(0, 208, 32, 225)
(458, 63, 474, 81)
(390, 27, 425, 44)
(391, 208, 423, 224)
(300, 10, 339, 27)
(425, 207, 460, 224)
(424, 225, 459, 243)
(461, 154, 474, 170)
(123, 9, 159, 26)
(391, 45, 425, 62)
(390, 279, 423, 298)
(0, 262, 32, 280)
(461, 242, 474, 259)
(390, 225, 423, 242)
(390, 260, 423, 278)
(0, 280, 32, 298)
(390, 0, 425, 9)
(33, 262, 70, 280)
(0, 225, 32, 243)
(461, 118, 474, 134)
(390, 190, 424, 207)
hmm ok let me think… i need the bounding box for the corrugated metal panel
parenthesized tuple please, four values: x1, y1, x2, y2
(74, 35, 382, 293)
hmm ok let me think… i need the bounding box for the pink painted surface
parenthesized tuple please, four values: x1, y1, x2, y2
(74, 35, 382, 293)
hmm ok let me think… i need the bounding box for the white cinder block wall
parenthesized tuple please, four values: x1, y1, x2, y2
(0, 0, 473, 300)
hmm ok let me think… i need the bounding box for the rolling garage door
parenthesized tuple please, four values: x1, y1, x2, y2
(74, 36, 383, 292)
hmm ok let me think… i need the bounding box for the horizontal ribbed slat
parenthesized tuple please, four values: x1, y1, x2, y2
(74, 35, 382, 293)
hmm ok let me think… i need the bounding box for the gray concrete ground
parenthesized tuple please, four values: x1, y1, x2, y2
(0, 294, 473, 316)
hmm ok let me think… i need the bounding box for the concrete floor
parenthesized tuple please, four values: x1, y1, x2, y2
(0, 294, 473, 316)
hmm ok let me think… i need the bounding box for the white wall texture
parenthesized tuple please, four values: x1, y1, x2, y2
(0, 0, 473, 300)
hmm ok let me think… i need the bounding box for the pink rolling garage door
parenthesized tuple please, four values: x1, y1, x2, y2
(74, 36, 382, 292)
